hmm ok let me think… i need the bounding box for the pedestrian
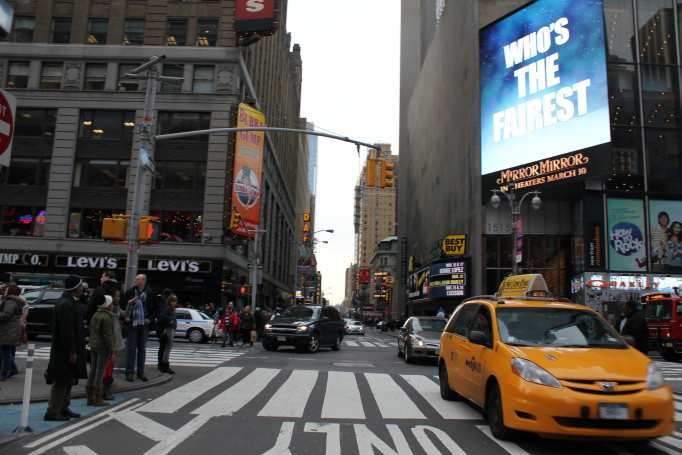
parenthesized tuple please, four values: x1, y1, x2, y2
(44, 275, 88, 421)
(240, 305, 256, 347)
(87, 295, 114, 406)
(620, 300, 648, 354)
(157, 293, 178, 374)
(103, 288, 125, 401)
(228, 304, 240, 347)
(123, 274, 156, 382)
(0, 283, 26, 380)
(87, 271, 119, 323)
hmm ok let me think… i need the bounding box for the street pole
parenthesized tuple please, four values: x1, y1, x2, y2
(509, 189, 520, 276)
(249, 229, 266, 310)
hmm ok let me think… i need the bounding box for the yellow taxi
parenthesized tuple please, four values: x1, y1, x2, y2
(438, 274, 674, 441)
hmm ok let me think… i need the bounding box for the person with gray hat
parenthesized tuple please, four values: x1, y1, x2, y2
(87, 294, 114, 406)
(44, 275, 88, 421)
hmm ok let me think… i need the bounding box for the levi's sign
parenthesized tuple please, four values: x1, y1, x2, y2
(55, 255, 212, 274)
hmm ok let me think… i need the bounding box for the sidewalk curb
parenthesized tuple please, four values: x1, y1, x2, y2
(0, 373, 174, 406)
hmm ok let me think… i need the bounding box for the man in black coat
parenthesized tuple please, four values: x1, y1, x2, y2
(123, 274, 156, 382)
(45, 276, 88, 421)
(620, 300, 649, 354)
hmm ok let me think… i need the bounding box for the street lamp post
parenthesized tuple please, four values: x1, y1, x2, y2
(248, 229, 267, 311)
(490, 184, 542, 276)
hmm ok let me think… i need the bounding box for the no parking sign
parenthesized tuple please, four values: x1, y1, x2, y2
(0, 88, 15, 167)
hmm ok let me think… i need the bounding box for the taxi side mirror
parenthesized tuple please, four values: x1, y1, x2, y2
(623, 335, 636, 347)
(469, 330, 488, 346)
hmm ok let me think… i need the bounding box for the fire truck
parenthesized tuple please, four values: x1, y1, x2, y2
(643, 288, 682, 361)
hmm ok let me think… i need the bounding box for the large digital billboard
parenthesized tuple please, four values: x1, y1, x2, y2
(480, 0, 610, 183)
(607, 198, 647, 273)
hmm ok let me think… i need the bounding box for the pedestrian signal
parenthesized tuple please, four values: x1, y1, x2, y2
(138, 216, 161, 243)
(102, 215, 128, 241)
(380, 161, 395, 188)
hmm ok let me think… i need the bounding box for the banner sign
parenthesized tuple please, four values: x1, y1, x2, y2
(583, 194, 604, 271)
(441, 234, 467, 257)
(480, 0, 610, 190)
(0, 252, 48, 267)
(230, 103, 265, 238)
(649, 199, 682, 273)
(235, 0, 278, 34)
(607, 198, 647, 272)
(54, 255, 212, 274)
(408, 259, 470, 301)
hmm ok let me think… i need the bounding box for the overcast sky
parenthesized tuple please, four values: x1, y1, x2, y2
(287, 1, 400, 306)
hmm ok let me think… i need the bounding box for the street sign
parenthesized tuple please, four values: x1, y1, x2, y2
(0, 88, 16, 168)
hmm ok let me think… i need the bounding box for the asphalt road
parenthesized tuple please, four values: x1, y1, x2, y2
(4, 329, 682, 455)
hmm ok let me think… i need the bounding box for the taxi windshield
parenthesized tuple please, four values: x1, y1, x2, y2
(496, 308, 626, 349)
(644, 300, 672, 321)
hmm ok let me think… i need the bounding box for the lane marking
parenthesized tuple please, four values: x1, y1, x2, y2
(344, 341, 359, 347)
(476, 425, 531, 455)
(365, 373, 425, 419)
(305, 423, 341, 455)
(139, 367, 241, 414)
(322, 371, 365, 419)
(192, 368, 279, 417)
(113, 409, 175, 442)
(63, 446, 99, 455)
(401, 375, 481, 419)
(360, 342, 375, 348)
(412, 425, 466, 454)
(258, 370, 318, 418)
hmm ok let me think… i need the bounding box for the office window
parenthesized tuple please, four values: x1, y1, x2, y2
(157, 112, 211, 142)
(603, 0, 635, 63)
(117, 63, 140, 91)
(123, 19, 144, 45)
(640, 65, 680, 128)
(647, 129, 682, 194)
(192, 66, 214, 93)
(39, 63, 63, 90)
(0, 206, 46, 237)
(607, 64, 639, 126)
(166, 18, 187, 46)
(84, 63, 107, 90)
(150, 211, 202, 242)
(637, 0, 677, 65)
(50, 18, 71, 44)
(6, 62, 29, 89)
(87, 18, 108, 44)
(2, 158, 51, 186)
(160, 64, 183, 93)
(79, 110, 135, 141)
(73, 159, 129, 188)
(154, 161, 206, 190)
(14, 109, 57, 137)
(10, 17, 35, 43)
(196, 18, 218, 46)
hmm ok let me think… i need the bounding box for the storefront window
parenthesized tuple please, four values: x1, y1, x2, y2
(157, 112, 211, 142)
(150, 211, 203, 243)
(607, 64, 639, 126)
(154, 161, 205, 190)
(2, 158, 51, 186)
(0, 207, 46, 237)
(608, 127, 644, 192)
(14, 109, 57, 137)
(68, 208, 112, 239)
(73, 160, 129, 188)
(640, 65, 680, 128)
(79, 110, 135, 141)
(646, 128, 682, 194)
(637, 0, 677, 65)
(603, 0, 636, 62)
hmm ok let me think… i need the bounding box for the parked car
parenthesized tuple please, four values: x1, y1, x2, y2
(398, 316, 446, 363)
(345, 320, 366, 335)
(174, 307, 215, 343)
(24, 288, 69, 339)
(263, 305, 344, 353)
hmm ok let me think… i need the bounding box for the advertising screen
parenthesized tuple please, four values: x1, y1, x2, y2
(649, 200, 682, 273)
(607, 199, 647, 272)
(480, 0, 610, 182)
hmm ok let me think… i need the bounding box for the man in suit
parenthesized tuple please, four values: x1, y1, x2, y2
(44, 275, 88, 421)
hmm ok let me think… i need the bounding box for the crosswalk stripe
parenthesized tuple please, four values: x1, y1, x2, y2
(476, 425, 531, 455)
(360, 342, 375, 347)
(192, 368, 280, 417)
(140, 367, 242, 414)
(366, 373, 425, 419)
(258, 370, 318, 418)
(113, 408, 175, 442)
(373, 342, 389, 348)
(322, 371, 365, 419)
(658, 435, 682, 450)
(344, 341, 359, 347)
(401, 375, 481, 420)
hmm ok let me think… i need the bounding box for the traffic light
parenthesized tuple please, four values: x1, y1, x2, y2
(365, 158, 376, 187)
(138, 216, 161, 243)
(380, 160, 395, 188)
(239, 285, 249, 295)
(101, 215, 128, 241)
(229, 210, 241, 230)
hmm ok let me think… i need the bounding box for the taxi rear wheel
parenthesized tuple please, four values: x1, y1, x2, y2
(486, 383, 514, 440)
(438, 363, 459, 401)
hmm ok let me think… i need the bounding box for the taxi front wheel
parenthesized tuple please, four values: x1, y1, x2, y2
(438, 363, 459, 401)
(486, 383, 514, 441)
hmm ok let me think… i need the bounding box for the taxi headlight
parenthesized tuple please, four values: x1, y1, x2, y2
(297, 325, 310, 332)
(647, 363, 665, 390)
(511, 358, 562, 388)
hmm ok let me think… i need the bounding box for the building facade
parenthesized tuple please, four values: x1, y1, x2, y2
(369, 236, 399, 320)
(399, 0, 682, 320)
(0, 0, 306, 309)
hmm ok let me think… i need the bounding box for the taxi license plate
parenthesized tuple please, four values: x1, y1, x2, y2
(599, 404, 628, 420)
(277, 336, 286, 342)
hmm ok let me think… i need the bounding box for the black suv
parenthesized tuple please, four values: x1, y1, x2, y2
(263, 305, 344, 353)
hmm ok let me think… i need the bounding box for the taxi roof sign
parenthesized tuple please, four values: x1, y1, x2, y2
(497, 274, 550, 299)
